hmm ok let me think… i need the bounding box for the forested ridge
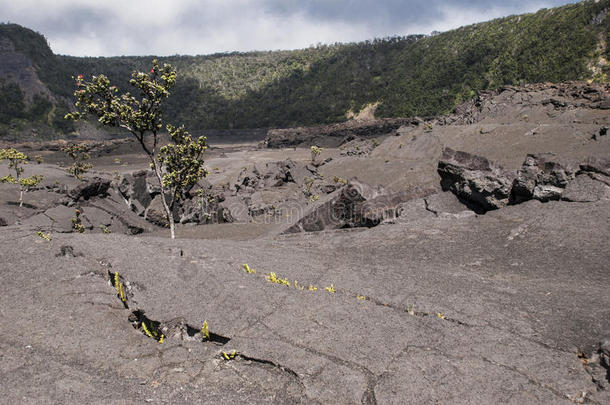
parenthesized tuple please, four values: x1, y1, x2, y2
(0, 0, 608, 139)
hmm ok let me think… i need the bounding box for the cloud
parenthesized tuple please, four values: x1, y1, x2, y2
(0, 0, 579, 56)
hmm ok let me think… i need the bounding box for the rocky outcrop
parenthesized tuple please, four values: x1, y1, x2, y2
(282, 180, 434, 233)
(263, 118, 417, 148)
(234, 159, 310, 194)
(447, 82, 610, 125)
(510, 154, 577, 203)
(65, 177, 111, 203)
(439, 150, 610, 210)
(118, 170, 159, 216)
(437, 148, 515, 212)
(562, 158, 610, 202)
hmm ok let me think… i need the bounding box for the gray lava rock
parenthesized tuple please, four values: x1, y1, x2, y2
(218, 196, 250, 223)
(511, 154, 576, 203)
(579, 157, 610, 177)
(424, 191, 472, 215)
(118, 170, 159, 215)
(235, 160, 308, 194)
(283, 180, 426, 233)
(23, 205, 80, 233)
(66, 177, 111, 202)
(0, 217, 6, 227)
(144, 195, 178, 227)
(561, 174, 610, 202)
(438, 148, 515, 212)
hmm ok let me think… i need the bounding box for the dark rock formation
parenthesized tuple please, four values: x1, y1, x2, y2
(234, 160, 309, 194)
(283, 180, 434, 233)
(66, 177, 111, 202)
(437, 148, 515, 212)
(511, 154, 577, 203)
(264, 118, 416, 148)
(118, 170, 159, 216)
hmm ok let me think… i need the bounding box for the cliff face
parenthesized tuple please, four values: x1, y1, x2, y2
(0, 35, 54, 102)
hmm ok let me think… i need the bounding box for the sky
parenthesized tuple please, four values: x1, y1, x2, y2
(1, 0, 580, 57)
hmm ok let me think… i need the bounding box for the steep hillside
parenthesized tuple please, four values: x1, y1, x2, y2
(0, 0, 608, 141)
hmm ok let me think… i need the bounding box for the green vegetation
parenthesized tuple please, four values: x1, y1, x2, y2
(310, 145, 323, 163)
(66, 60, 208, 239)
(71, 209, 85, 233)
(0, 1, 608, 137)
(61, 143, 92, 179)
(0, 148, 43, 207)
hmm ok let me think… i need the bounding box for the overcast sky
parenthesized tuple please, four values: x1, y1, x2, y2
(2, 0, 579, 57)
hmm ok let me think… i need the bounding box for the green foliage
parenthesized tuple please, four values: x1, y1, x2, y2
(0, 148, 43, 206)
(159, 124, 208, 197)
(61, 143, 92, 179)
(0, 79, 26, 123)
(201, 320, 210, 341)
(2, 1, 609, 136)
(66, 60, 208, 238)
(36, 231, 51, 241)
(71, 209, 85, 233)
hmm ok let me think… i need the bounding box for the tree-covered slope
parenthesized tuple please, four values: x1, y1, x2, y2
(0, 0, 608, 139)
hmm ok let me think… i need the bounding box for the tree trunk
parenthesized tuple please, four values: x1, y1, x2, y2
(150, 157, 176, 239)
(19, 187, 23, 208)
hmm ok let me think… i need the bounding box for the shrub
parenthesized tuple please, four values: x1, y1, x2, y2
(66, 60, 208, 239)
(0, 148, 43, 207)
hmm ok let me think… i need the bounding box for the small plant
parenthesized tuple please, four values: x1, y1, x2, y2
(36, 231, 51, 241)
(324, 284, 336, 293)
(141, 319, 164, 343)
(222, 350, 237, 360)
(61, 143, 93, 180)
(406, 304, 415, 315)
(436, 312, 445, 320)
(72, 209, 85, 233)
(371, 138, 380, 147)
(113, 158, 121, 164)
(99, 225, 111, 234)
(333, 176, 347, 185)
(310, 145, 323, 162)
(0, 148, 44, 207)
(308, 284, 318, 291)
(243, 263, 256, 274)
(356, 294, 367, 301)
(267, 272, 290, 286)
(304, 177, 314, 193)
(34, 155, 44, 164)
(113, 272, 127, 304)
(201, 320, 210, 341)
(309, 194, 319, 202)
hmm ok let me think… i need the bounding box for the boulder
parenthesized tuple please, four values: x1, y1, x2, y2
(144, 195, 178, 228)
(118, 170, 159, 215)
(282, 180, 429, 233)
(0, 217, 6, 227)
(66, 177, 111, 202)
(511, 154, 577, 203)
(437, 148, 515, 212)
(235, 160, 308, 194)
(178, 188, 226, 225)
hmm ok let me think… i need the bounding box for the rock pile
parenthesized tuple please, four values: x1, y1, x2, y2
(438, 148, 610, 212)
